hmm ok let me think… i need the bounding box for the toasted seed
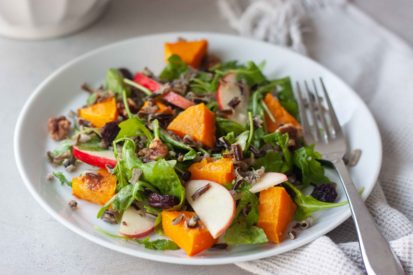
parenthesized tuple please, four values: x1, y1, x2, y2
(65, 164, 76, 173)
(191, 183, 211, 201)
(288, 230, 296, 240)
(122, 221, 128, 226)
(68, 200, 78, 209)
(172, 213, 185, 225)
(299, 217, 313, 229)
(186, 215, 200, 228)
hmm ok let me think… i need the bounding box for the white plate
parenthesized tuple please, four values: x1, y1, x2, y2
(14, 32, 382, 265)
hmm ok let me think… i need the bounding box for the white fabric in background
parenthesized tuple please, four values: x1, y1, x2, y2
(219, 0, 413, 274)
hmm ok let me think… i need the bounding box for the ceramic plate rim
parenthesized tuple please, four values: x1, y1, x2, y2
(14, 32, 382, 265)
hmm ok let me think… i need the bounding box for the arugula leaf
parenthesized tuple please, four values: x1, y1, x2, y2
(253, 151, 288, 173)
(235, 190, 259, 225)
(115, 117, 153, 143)
(262, 132, 292, 171)
(159, 55, 188, 82)
(284, 181, 347, 220)
(216, 117, 245, 136)
(293, 145, 330, 186)
(52, 171, 72, 187)
(224, 223, 268, 245)
(245, 112, 254, 151)
(49, 139, 73, 159)
(121, 140, 185, 206)
(136, 238, 179, 250)
(190, 71, 221, 95)
(76, 136, 104, 151)
(159, 129, 192, 151)
(105, 68, 130, 96)
(223, 131, 237, 144)
(234, 61, 267, 87)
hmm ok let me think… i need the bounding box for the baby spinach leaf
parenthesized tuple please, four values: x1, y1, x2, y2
(284, 181, 347, 220)
(293, 145, 330, 186)
(115, 117, 153, 143)
(253, 151, 288, 173)
(52, 171, 72, 187)
(216, 117, 245, 135)
(224, 222, 268, 245)
(235, 190, 259, 225)
(262, 132, 292, 171)
(105, 68, 130, 96)
(136, 238, 180, 250)
(159, 55, 188, 82)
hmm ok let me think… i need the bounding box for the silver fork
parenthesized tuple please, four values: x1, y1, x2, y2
(296, 78, 404, 275)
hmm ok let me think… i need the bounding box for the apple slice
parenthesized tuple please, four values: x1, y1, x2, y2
(216, 73, 249, 124)
(119, 207, 155, 238)
(72, 146, 117, 169)
(186, 180, 235, 238)
(249, 172, 288, 193)
(133, 72, 194, 109)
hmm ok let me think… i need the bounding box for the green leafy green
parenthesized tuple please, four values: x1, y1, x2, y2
(235, 131, 250, 151)
(245, 112, 254, 151)
(253, 151, 288, 173)
(52, 171, 72, 187)
(105, 68, 130, 96)
(49, 139, 73, 159)
(124, 78, 152, 96)
(216, 117, 245, 136)
(224, 223, 268, 245)
(235, 190, 259, 225)
(234, 61, 267, 87)
(115, 117, 153, 142)
(121, 140, 185, 206)
(76, 136, 104, 151)
(136, 238, 180, 250)
(86, 93, 97, 105)
(159, 55, 188, 82)
(262, 132, 292, 171)
(284, 181, 347, 220)
(190, 71, 221, 95)
(293, 145, 330, 186)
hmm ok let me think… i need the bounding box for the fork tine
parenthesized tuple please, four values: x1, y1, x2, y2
(305, 80, 322, 142)
(319, 78, 343, 137)
(312, 79, 331, 141)
(295, 82, 314, 144)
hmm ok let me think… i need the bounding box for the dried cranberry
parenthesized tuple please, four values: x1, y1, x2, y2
(147, 193, 179, 209)
(311, 183, 337, 203)
(101, 121, 120, 147)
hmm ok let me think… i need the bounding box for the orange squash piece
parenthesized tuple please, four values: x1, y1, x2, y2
(162, 211, 215, 256)
(188, 158, 235, 184)
(264, 93, 300, 133)
(72, 168, 116, 205)
(164, 39, 208, 68)
(78, 97, 118, 128)
(140, 100, 173, 115)
(167, 103, 216, 148)
(257, 187, 296, 244)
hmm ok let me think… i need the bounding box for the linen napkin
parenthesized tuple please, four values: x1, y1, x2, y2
(218, 0, 413, 274)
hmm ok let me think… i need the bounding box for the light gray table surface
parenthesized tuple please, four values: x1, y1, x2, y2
(1, 0, 412, 274)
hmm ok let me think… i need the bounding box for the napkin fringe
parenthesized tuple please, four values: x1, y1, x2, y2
(218, 0, 346, 54)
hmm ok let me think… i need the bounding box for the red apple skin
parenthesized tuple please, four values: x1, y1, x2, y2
(133, 72, 194, 109)
(162, 92, 194, 109)
(133, 73, 160, 92)
(72, 146, 117, 169)
(120, 227, 155, 239)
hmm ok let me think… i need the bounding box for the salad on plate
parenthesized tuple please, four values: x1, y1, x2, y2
(46, 38, 346, 256)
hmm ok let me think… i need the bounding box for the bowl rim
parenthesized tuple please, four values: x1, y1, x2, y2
(14, 31, 382, 265)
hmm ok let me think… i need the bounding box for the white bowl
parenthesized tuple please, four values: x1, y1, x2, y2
(14, 32, 382, 265)
(0, 0, 110, 39)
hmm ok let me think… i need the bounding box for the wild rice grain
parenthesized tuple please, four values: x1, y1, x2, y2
(191, 184, 211, 201)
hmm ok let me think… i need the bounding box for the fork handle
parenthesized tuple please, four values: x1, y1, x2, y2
(332, 159, 404, 275)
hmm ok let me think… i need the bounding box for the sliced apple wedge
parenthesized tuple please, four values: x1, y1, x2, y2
(133, 72, 194, 109)
(119, 207, 155, 238)
(72, 146, 117, 169)
(216, 73, 249, 124)
(249, 172, 288, 193)
(186, 180, 235, 238)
